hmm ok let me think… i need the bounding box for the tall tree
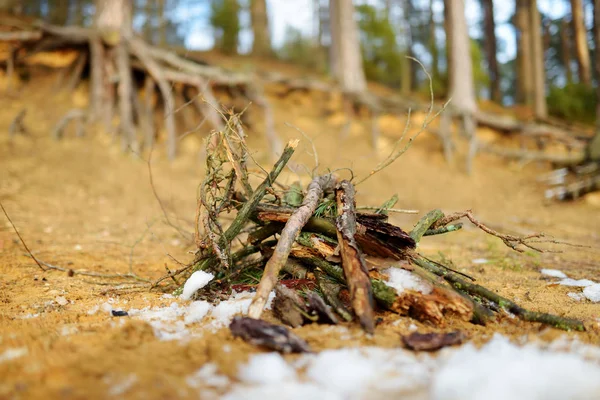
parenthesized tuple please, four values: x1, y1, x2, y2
(93, 0, 136, 150)
(443, 0, 453, 84)
(0, 0, 19, 13)
(560, 18, 573, 84)
(429, 0, 440, 79)
(481, 0, 500, 103)
(589, 0, 600, 161)
(446, 0, 476, 113)
(250, 0, 272, 56)
(529, 0, 547, 119)
(210, 0, 240, 54)
(514, 1, 533, 105)
(571, 0, 592, 84)
(329, 0, 367, 93)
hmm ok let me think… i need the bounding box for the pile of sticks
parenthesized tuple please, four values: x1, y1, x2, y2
(154, 113, 585, 334)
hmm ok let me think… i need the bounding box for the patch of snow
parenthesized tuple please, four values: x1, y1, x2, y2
(19, 313, 40, 319)
(220, 335, 600, 400)
(583, 284, 600, 302)
(87, 305, 99, 315)
(60, 325, 79, 336)
(431, 335, 600, 400)
(239, 353, 296, 384)
(0, 347, 28, 363)
(55, 296, 68, 306)
(181, 271, 214, 300)
(540, 269, 568, 279)
(383, 268, 432, 294)
(100, 302, 113, 314)
(184, 301, 212, 324)
(567, 292, 584, 302)
(124, 291, 275, 340)
(186, 363, 229, 389)
(472, 258, 489, 265)
(558, 278, 596, 287)
(105, 373, 137, 396)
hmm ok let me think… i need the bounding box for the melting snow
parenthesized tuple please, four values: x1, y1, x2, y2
(541, 269, 600, 302)
(540, 269, 568, 279)
(212, 335, 600, 400)
(122, 291, 275, 340)
(0, 347, 28, 363)
(583, 284, 600, 302)
(181, 271, 215, 300)
(383, 268, 432, 294)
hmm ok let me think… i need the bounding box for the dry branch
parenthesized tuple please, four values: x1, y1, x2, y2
(335, 180, 375, 333)
(248, 174, 336, 319)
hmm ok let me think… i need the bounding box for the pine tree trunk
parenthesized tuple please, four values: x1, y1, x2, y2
(329, 0, 367, 93)
(400, 0, 413, 95)
(529, 0, 547, 119)
(447, 0, 476, 114)
(158, 0, 167, 46)
(571, 0, 592, 84)
(481, 0, 500, 103)
(560, 18, 573, 84)
(443, 0, 453, 86)
(250, 0, 272, 57)
(429, 0, 439, 79)
(515, 1, 533, 106)
(590, 0, 600, 161)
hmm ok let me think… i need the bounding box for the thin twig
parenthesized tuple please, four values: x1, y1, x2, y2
(355, 57, 450, 185)
(1, 201, 45, 271)
(356, 206, 419, 214)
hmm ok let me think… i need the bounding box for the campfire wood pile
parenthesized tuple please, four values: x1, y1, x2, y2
(150, 113, 586, 336)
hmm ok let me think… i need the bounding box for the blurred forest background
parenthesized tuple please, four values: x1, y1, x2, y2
(2, 0, 598, 121)
(1, 0, 599, 168)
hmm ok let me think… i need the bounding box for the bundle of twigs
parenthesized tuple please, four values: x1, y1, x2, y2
(152, 111, 585, 334)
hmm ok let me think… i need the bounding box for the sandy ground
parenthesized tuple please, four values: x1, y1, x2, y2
(1, 70, 599, 399)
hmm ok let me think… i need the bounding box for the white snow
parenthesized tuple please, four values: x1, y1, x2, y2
(431, 335, 600, 400)
(212, 335, 600, 400)
(180, 271, 214, 300)
(124, 291, 275, 340)
(540, 269, 568, 279)
(105, 373, 137, 396)
(55, 296, 69, 306)
(472, 258, 489, 265)
(0, 347, 28, 363)
(383, 268, 432, 294)
(186, 363, 230, 389)
(238, 353, 296, 384)
(183, 301, 212, 324)
(583, 284, 600, 302)
(558, 278, 596, 287)
(541, 270, 600, 303)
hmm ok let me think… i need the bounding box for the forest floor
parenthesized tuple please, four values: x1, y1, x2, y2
(1, 64, 600, 399)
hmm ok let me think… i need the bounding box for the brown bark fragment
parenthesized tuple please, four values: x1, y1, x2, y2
(335, 180, 375, 333)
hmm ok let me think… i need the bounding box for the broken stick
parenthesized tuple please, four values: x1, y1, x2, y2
(335, 180, 376, 333)
(248, 174, 336, 319)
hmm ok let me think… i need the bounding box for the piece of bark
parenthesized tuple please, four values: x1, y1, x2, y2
(229, 316, 311, 353)
(248, 174, 336, 319)
(402, 331, 466, 351)
(306, 292, 339, 325)
(272, 284, 308, 328)
(335, 180, 375, 333)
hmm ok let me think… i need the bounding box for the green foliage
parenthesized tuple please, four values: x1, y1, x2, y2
(356, 5, 405, 87)
(278, 27, 327, 71)
(210, 0, 240, 54)
(547, 83, 597, 124)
